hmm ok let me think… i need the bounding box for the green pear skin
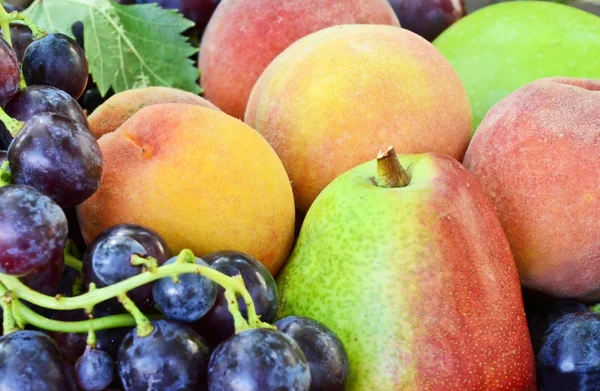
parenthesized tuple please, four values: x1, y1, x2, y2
(276, 152, 535, 390)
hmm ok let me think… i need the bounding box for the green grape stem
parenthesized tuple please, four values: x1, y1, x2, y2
(0, 161, 11, 188)
(0, 293, 19, 335)
(64, 252, 83, 273)
(0, 249, 275, 336)
(6, 12, 47, 39)
(0, 280, 157, 334)
(0, 106, 24, 137)
(86, 320, 97, 348)
(0, 4, 13, 46)
(0, 4, 47, 41)
(118, 293, 153, 337)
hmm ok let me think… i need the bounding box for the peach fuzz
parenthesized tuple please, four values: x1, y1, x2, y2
(245, 24, 472, 213)
(87, 86, 220, 139)
(77, 104, 295, 275)
(463, 77, 600, 300)
(198, 0, 400, 119)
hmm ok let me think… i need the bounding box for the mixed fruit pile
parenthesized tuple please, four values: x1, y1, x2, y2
(0, 0, 599, 390)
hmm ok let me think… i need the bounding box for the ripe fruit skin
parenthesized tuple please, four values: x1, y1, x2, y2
(87, 86, 220, 139)
(198, 0, 400, 119)
(275, 316, 349, 391)
(207, 328, 311, 391)
(0, 185, 68, 276)
(153, 256, 217, 322)
(194, 251, 279, 346)
(433, 1, 600, 130)
(245, 24, 472, 213)
(77, 104, 295, 275)
(0, 85, 89, 150)
(0, 330, 71, 391)
(537, 312, 600, 390)
(82, 224, 171, 309)
(8, 113, 103, 208)
(22, 33, 88, 99)
(277, 153, 535, 390)
(117, 320, 211, 390)
(463, 77, 600, 300)
(0, 36, 20, 106)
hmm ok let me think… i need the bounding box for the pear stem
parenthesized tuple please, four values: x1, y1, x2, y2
(376, 146, 410, 188)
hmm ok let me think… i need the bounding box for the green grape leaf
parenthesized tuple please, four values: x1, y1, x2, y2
(23, 0, 201, 96)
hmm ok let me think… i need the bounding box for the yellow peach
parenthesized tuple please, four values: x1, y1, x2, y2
(78, 103, 295, 275)
(245, 24, 472, 213)
(88, 86, 220, 139)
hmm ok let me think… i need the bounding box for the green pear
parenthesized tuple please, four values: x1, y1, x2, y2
(276, 148, 535, 390)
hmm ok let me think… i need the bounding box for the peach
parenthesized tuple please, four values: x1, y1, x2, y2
(245, 24, 472, 213)
(77, 104, 295, 275)
(87, 86, 220, 139)
(463, 77, 600, 300)
(198, 0, 400, 119)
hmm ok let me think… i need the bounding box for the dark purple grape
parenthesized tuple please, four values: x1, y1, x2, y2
(117, 320, 211, 391)
(53, 330, 88, 364)
(71, 21, 84, 49)
(64, 207, 87, 254)
(0, 36, 20, 106)
(20, 254, 64, 296)
(22, 33, 88, 99)
(82, 224, 171, 309)
(527, 299, 589, 355)
(53, 266, 131, 363)
(78, 86, 114, 114)
(388, 0, 466, 42)
(0, 24, 34, 62)
(194, 250, 278, 347)
(56, 264, 82, 297)
(0, 85, 89, 149)
(8, 113, 103, 208)
(0, 150, 7, 166)
(275, 316, 349, 391)
(153, 256, 217, 322)
(62, 361, 79, 391)
(51, 305, 131, 363)
(17, 252, 65, 320)
(0, 330, 70, 390)
(75, 346, 115, 391)
(207, 328, 310, 391)
(537, 312, 600, 390)
(0, 185, 67, 275)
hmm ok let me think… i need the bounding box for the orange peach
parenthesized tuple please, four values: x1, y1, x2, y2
(87, 86, 220, 139)
(198, 0, 400, 119)
(78, 103, 295, 275)
(245, 24, 472, 213)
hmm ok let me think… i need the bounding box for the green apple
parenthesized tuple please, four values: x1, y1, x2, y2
(433, 1, 600, 132)
(276, 148, 535, 390)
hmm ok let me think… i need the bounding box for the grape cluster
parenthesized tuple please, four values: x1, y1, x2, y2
(0, 9, 102, 210)
(0, 1, 103, 319)
(0, 222, 350, 390)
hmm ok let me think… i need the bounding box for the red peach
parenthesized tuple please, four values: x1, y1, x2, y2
(198, 0, 400, 119)
(463, 77, 600, 300)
